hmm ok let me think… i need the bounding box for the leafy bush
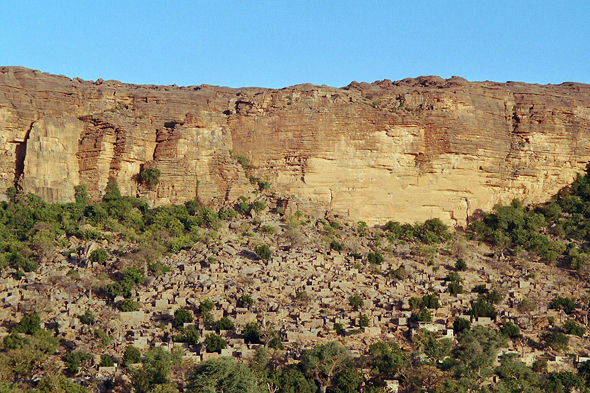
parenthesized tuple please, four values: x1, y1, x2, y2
(79, 309, 95, 325)
(470, 299, 496, 319)
(122, 345, 142, 367)
(563, 319, 585, 337)
(62, 351, 91, 374)
(414, 308, 432, 322)
(199, 299, 214, 314)
(121, 299, 139, 312)
(389, 265, 408, 280)
(254, 244, 272, 260)
(94, 328, 112, 348)
(173, 308, 192, 328)
(367, 251, 384, 264)
(237, 294, 254, 308)
(140, 168, 161, 190)
(100, 354, 115, 367)
(251, 200, 266, 213)
(348, 294, 364, 310)
(242, 322, 261, 344)
(89, 248, 109, 263)
(421, 293, 440, 309)
(215, 317, 235, 332)
(500, 321, 520, 338)
(330, 240, 344, 252)
(455, 258, 467, 271)
(359, 314, 370, 327)
(550, 296, 576, 314)
(541, 331, 569, 351)
(453, 317, 471, 333)
(12, 312, 41, 335)
(447, 281, 464, 295)
(174, 326, 200, 346)
(204, 333, 227, 353)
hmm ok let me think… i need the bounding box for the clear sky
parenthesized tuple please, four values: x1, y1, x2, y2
(1, 1, 588, 88)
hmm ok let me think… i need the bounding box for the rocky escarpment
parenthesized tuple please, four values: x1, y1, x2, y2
(1, 67, 590, 225)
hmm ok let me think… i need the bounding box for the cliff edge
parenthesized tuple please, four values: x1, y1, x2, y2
(1, 67, 590, 225)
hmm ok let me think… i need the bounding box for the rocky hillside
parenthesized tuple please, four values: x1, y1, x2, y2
(1, 67, 590, 225)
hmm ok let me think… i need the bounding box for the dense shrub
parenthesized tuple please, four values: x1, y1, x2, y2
(173, 308, 192, 328)
(78, 309, 95, 325)
(542, 331, 569, 351)
(550, 296, 576, 314)
(453, 317, 471, 333)
(215, 317, 235, 332)
(12, 312, 42, 335)
(140, 168, 161, 190)
(174, 327, 200, 346)
(100, 354, 115, 367)
(348, 295, 364, 310)
(204, 333, 227, 353)
(237, 294, 254, 308)
(563, 319, 585, 337)
(122, 345, 142, 367)
(367, 250, 384, 264)
(63, 351, 92, 374)
(330, 240, 344, 252)
(500, 321, 520, 338)
(254, 244, 272, 260)
(121, 299, 139, 312)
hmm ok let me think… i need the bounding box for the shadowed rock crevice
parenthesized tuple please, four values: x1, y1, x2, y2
(13, 122, 33, 188)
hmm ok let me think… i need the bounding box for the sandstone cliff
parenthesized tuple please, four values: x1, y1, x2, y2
(1, 67, 590, 225)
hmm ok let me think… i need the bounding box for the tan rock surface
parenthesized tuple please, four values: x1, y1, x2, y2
(1, 67, 590, 225)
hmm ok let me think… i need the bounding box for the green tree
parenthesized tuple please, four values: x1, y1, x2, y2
(453, 317, 471, 334)
(173, 308, 192, 328)
(187, 357, 264, 393)
(500, 321, 520, 338)
(563, 319, 585, 337)
(12, 312, 42, 335)
(174, 327, 200, 346)
(243, 322, 261, 344)
(422, 293, 440, 309)
(140, 168, 161, 190)
(100, 354, 115, 367)
(302, 342, 352, 393)
(358, 314, 370, 328)
(453, 326, 507, 374)
(215, 317, 235, 332)
(368, 341, 405, 379)
(348, 294, 363, 311)
(199, 299, 214, 314)
(62, 351, 92, 374)
(204, 333, 227, 353)
(121, 299, 140, 312)
(270, 366, 317, 393)
(254, 244, 272, 260)
(133, 346, 172, 393)
(122, 345, 142, 367)
(470, 299, 496, 319)
(455, 258, 468, 271)
(422, 333, 452, 362)
(237, 294, 254, 308)
(550, 296, 576, 314)
(541, 331, 569, 351)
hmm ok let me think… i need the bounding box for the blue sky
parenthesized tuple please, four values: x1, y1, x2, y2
(1, 1, 588, 88)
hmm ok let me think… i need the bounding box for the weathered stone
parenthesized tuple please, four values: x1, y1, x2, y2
(1, 67, 590, 225)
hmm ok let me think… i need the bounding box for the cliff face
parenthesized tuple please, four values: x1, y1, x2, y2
(1, 67, 590, 225)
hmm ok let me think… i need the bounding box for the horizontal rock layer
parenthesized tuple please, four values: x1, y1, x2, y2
(1, 67, 590, 225)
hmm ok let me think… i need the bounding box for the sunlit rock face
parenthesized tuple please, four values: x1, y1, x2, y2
(1, 67, 589, 225)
